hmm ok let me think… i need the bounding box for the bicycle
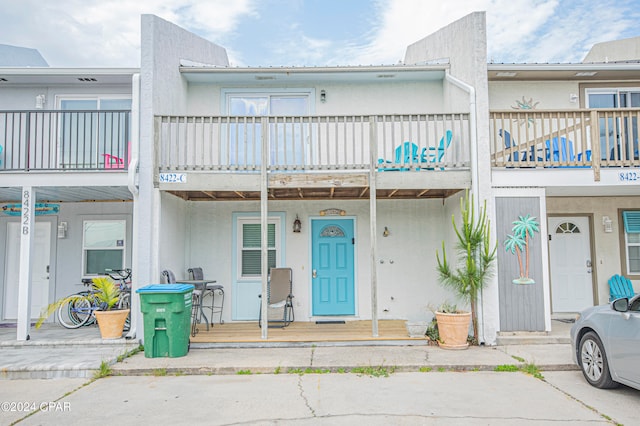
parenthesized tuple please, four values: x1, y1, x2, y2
(56, 279, 101, 329)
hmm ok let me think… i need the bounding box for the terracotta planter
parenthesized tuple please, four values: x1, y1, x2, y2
(94, 309, 130, 339)
(435, 311, 471, 350)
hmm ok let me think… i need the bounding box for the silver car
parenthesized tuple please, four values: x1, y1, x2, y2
(570, 294, 640, 390)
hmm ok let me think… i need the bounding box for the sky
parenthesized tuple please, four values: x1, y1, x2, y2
(1, 0, 640, 68)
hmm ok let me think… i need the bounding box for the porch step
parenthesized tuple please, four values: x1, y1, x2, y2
(496, 332, 570, 345)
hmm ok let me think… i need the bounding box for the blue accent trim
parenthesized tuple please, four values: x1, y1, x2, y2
(623, 211, 640, 233)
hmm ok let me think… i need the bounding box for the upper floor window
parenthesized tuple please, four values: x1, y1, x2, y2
(58, 96, 132, 168)
(224, 90, 311, 166)
(586, 89, 640, 161)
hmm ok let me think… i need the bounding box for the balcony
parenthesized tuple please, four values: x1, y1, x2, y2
(0, 110, 131, 172)
(490, 109, 640, 179)
(155, 113, 472, 200)
(156, 113, 471, 172)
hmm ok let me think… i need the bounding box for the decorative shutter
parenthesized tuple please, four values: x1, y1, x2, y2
(623, 211, 640, 233)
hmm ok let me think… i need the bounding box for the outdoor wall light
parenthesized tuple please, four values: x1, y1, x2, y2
(320, 90, 326, 103)
(35, 94, 46, 109)
(57, 221, 67, 239)
(293, 215, 302, 233)
(602, 216, 613, 233)
(383, 226, 390, 237)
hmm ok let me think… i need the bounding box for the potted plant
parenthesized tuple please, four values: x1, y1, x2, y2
(36, 276, 129, 339)
(435, 190, 496, 349)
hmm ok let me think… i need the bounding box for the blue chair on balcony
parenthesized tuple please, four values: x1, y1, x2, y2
(420, 130, 453, 169)
(499, 130, 540, 163)
(0, 144, 3, 167)
(377, 141, 420, 171)
(544, 137, 591, 167)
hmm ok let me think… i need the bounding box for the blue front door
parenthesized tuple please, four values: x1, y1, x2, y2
(311, 219, 355, 315)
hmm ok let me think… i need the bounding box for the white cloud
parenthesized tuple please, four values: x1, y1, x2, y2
(0, 0, 256, 67)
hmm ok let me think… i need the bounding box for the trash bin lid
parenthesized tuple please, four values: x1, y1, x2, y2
(136, 284, 194, 293)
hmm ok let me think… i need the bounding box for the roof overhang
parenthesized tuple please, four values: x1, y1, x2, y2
(488, 63, 640, 81)
(180, 64, 448, 84)
(0, 67, 139, 85)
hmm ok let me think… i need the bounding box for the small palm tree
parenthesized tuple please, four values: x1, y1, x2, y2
(504, 233, 526, 279)
(508, 214, 540, 284)
(436, 190, 496, 341)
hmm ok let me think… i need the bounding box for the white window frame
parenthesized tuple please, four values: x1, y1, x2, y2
(585, 88, 640, 108)
(82, 219, 126, 277)
(236, 216, 282, 280)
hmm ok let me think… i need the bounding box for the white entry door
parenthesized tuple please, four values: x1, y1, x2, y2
(3, 222, 51, 319)
(548, 217, 593, 312)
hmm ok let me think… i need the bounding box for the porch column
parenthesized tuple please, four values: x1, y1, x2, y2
(260, 117, 269, 339)
(369, 117, 379, 337)
(16, 186, 36, 341)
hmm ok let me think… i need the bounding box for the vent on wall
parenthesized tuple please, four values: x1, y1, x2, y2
(77, 77, 97, 82)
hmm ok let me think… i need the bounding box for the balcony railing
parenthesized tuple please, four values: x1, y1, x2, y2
(0, 110, 131, 171)
(156, 113, 470, 172)
(490, 109, 640, 170)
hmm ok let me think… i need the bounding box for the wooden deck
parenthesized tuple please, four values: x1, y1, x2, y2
(190, 320, 424, 343)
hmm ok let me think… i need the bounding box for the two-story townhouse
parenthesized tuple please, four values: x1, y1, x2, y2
(488, 38, 640, 341)
(0, 50, 140, 339)
(134, 13, 491, 342)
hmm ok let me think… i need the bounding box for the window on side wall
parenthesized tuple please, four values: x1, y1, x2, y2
(237, 218, 280, 278)
(82, 220, 126, 276)
(621, 211, 640, 277)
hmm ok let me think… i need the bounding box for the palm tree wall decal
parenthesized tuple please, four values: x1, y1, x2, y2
(504, 214, 540, 284)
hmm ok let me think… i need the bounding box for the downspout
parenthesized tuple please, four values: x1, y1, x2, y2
(126, 73, 140, 339)
(444, 71, 485, 343)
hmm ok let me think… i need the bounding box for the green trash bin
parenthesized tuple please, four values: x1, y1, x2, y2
(137, 284, 194, 358)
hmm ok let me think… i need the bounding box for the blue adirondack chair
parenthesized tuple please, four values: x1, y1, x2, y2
(608, 274, 636, 302)
(544, 136, 592, 166)
(377, 141, 420, 171)
(498, 130, 540, 162)
(420, 130, 453, 165)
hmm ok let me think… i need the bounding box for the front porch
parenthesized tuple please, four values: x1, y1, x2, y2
(189, 320, 425, 345)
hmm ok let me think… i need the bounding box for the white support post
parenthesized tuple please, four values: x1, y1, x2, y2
(369, 117, 379, 337)
(17, 187, 35, 341)
(260, 117, 269, 339)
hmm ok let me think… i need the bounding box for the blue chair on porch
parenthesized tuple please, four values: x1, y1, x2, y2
(608, 274, 637, 302)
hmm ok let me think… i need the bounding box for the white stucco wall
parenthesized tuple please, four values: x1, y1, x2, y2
(0, 85, 133, 110)
(137, 14, 230, 339)
(157, 192, 187, 282)
(489, 81, 582, 110)
(186, 81, 446, 116)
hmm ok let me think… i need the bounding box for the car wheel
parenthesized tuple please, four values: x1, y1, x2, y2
(578, 331, 618, 389)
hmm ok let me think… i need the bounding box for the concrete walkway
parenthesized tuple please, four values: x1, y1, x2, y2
(0, 320, 576, 379)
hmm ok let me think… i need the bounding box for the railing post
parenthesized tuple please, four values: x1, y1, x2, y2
(590, 110, 600, 182)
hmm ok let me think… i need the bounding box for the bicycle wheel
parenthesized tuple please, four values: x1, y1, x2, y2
(57, 296, 92, 329)
(118, 292, 131, 331)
